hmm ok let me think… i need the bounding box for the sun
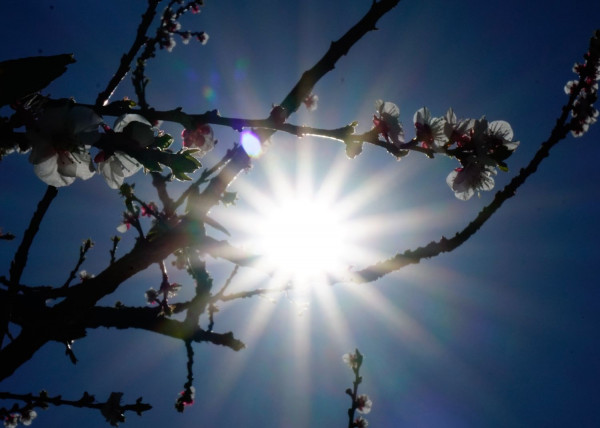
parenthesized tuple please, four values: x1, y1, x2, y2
(254, 195, 349, 285)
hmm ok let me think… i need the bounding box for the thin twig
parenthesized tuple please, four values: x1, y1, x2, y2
(2, 186, 58, 348)
(95, 0, 161, 106)
(62, 239, 94, 288)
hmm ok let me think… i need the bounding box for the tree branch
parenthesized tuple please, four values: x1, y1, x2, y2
(280, 0, 402, 115)
(2, 186, 58, 348)
(95, 0, 161, 106)
(84, 306, 245, 351)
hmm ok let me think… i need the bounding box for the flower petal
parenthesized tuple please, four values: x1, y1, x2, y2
(33, 155, 76, 187)
(488, 120, 514, 141)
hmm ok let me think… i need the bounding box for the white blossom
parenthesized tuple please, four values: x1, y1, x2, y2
(413, 106, 446, 149)
(96, 114, 153, 189)
(27, 104, 100, 187)
(356, 394, 372, 414)
(446, 162, 496, 201)
(373, 100, 404, 147)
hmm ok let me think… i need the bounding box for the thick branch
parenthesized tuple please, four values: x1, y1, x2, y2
(50, 218, 194, 314)
(84, 306, 245, 351)
(0, 329, 47, 381)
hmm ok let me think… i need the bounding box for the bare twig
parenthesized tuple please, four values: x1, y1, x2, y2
(2, 186, 58, 348)
(95, 0, 161, 106)
(0, 390, 152, 425)
(62, 239, 94, 288)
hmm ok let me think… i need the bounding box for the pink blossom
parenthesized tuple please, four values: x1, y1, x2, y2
(182, 124, 215, 158)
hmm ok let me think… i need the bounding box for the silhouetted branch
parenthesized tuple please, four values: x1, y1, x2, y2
(0, 329, 48, 382)
(0, 390, 152, 427)
(84, 104, 424, 160)
(175, 341, 195, 412)
(109, 235, 121, 265)
(2, 186, 58, 348)
(84, 306, 245, 351)
(62, 238, 94, 288)
(280, 0, 402, 115)
(95, 0, 161, 106)
(8, 186, 58, 287)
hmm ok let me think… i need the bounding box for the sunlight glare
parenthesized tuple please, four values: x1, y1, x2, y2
(255, 196, 348, 285)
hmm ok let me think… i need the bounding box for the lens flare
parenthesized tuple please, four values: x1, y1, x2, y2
(202, 85, 215, 101)
(255, 196, 348, 284)
(241, 131, 262, 157)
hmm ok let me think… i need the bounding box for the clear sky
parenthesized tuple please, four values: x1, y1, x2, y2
(1, 1, 600, 427)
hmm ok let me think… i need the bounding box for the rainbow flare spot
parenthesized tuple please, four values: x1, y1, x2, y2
(241, 131, 261, 157)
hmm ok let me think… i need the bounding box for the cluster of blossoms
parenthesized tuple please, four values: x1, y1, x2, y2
(158, 1, 208, 52)
(373, 100, 519, 200)
(20, 103, 213, 189)
(2, 409, 37, 428)
(564, 30, 600, 137)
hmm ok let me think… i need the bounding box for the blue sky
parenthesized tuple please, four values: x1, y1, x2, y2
(1, 1, 600, 427)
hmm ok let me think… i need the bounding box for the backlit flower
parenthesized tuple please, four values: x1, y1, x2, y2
(97, 151, 143, 189)
(182, 123, 215, 157)
(343, 352, 360, 370)
(356, 394, 372, 414)
(442, 108, 474, 146)
(3, 414, 20, 428)
(373, 100, 404, 147)
(487, 120, 519, 152)
(20, 410, 37, 426)
(414, 107, 446, 149)
(96, 114, 152, 189)
(27, 104, 100, 187)
(354, 416, 369, 427)
(446, 161, 496, 201)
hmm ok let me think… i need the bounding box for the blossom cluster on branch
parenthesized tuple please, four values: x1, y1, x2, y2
(371, 101, 520, 200)
(565, 30, 600, 137)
